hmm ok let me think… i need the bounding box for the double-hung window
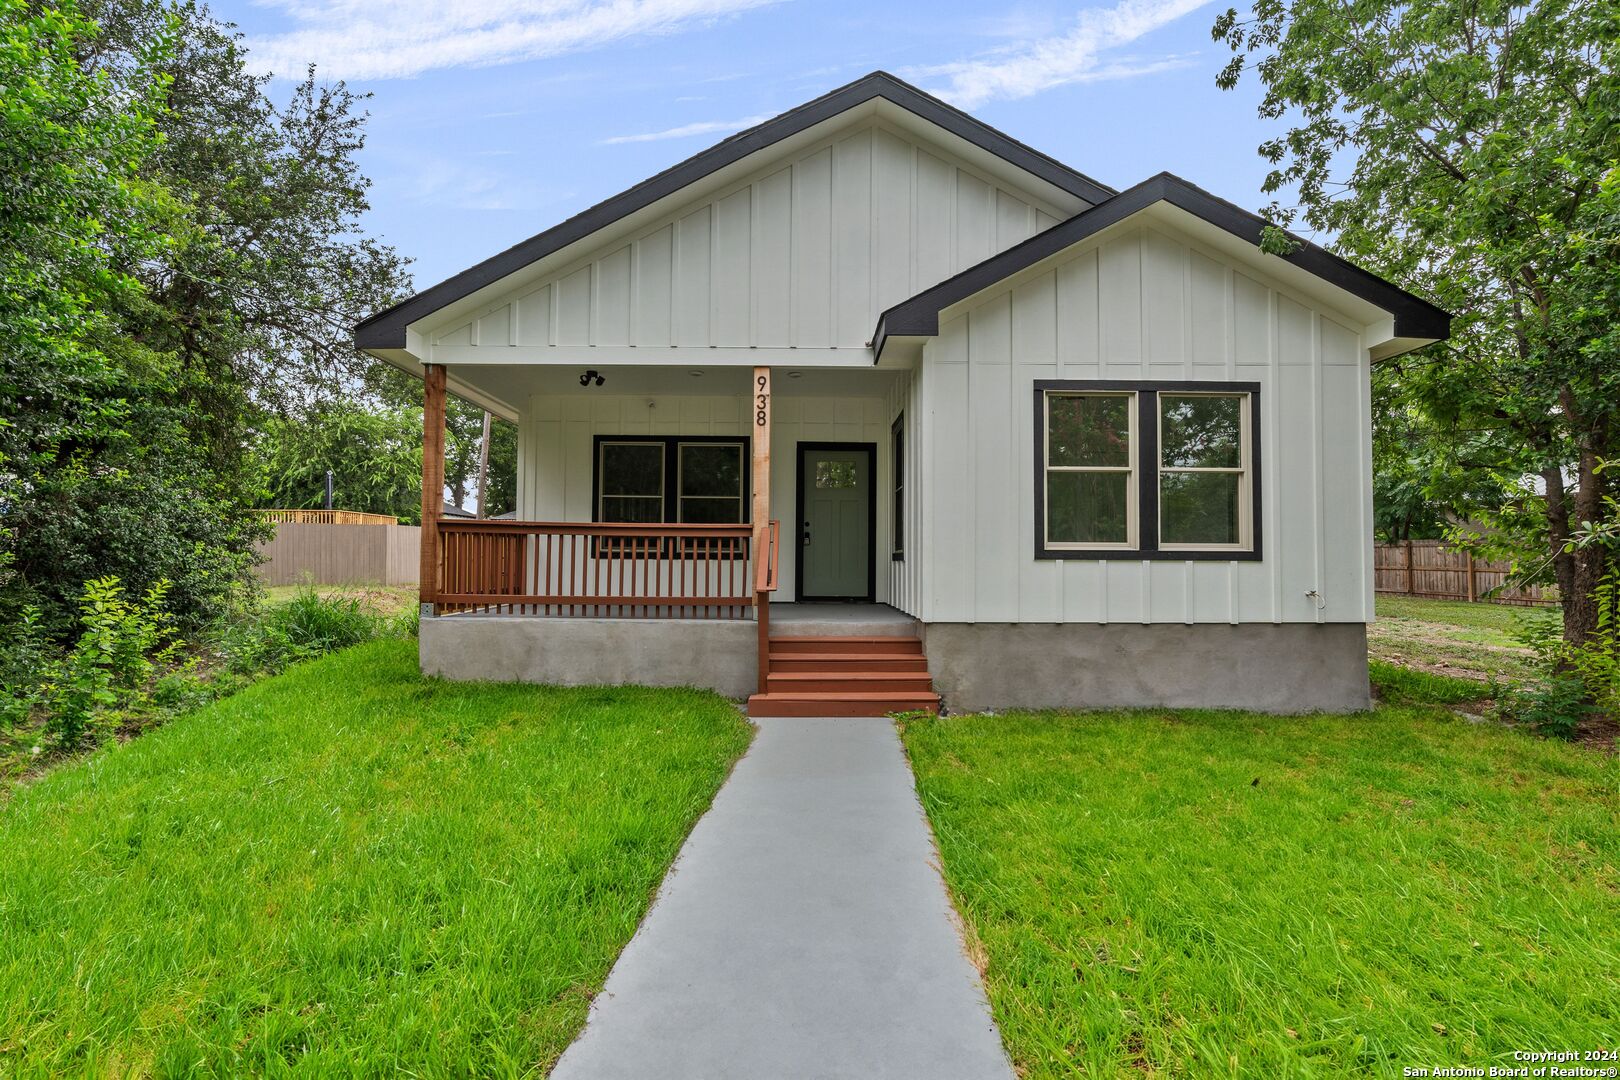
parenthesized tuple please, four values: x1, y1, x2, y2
(1034, 381, 1260, 559)
(595, 436, 749, 526)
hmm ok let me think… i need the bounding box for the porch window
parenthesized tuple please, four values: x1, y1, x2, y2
(594, 435, 750, 524)
(677, 442, 745, 524)
(1033, 381, 1262, 560)
(598, 441, 665, 523)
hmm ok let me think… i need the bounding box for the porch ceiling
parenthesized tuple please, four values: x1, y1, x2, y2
(447, 363, 902, 409)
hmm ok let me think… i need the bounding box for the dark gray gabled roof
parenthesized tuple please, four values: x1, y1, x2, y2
(873, 172, 1452, 359)
(355, 71, 1116, 351)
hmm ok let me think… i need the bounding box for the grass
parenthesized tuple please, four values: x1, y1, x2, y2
(903, 692, 1620, 1078)
(1370, 595, 1539, 684)
(263, 583, 418, 619)
(0, 639, 752, 1076)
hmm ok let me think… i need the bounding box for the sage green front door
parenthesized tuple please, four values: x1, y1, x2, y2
(799, 445, 872, 600)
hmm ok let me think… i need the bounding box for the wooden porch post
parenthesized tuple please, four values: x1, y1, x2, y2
(420, 363, 447, 611)
(753, 367, 772, 687)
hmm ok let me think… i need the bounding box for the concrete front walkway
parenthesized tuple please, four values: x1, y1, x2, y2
(551, 717, 1014, 1080)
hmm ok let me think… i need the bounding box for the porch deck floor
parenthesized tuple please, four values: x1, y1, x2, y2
(549, 715, 1013, 1080)
(768, 601, 918, 637)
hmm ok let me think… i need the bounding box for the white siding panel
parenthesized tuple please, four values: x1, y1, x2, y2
(477, 304, 511, 348)
(515, 285, 551, 346)
(555, 267, 591, 346)
(752, 168, 793, 347)
(956, 172, 994, 268)
(712, 187, 752, 346)
(792, 147, 833, 348)
(914, 150, 955, 289)
(873, 129, 914, 315)
(832, 131, 873, 346)
(595, 246, 631, 347)
(634, 226, 673, 346)
(673, 206, 712, 346)
(1099, 232, 1142, 373)
(996, 189, 1033, 250)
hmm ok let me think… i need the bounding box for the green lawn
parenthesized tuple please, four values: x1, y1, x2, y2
(903, 690, 1620, 1078)
(1370, 594, 1539, 684)
(0, 639, 751, 1076)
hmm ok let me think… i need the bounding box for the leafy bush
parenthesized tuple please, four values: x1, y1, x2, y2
(0, 605, 52, 731)
(220, 586, 387, 676)
(1504, 571, 1620, 737)
(43, 578, 185, 749)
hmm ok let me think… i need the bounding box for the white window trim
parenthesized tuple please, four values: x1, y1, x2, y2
(1157, 392, 1253, 553)
(1042, 390, 1138, 551)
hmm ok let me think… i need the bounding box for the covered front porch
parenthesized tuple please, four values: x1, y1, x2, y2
(413, 361, 929, 710)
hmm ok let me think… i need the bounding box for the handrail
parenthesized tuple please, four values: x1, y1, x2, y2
(754, 519, 780, 594)
(434, 519, 754, 618)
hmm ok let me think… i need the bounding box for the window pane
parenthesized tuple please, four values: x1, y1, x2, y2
(1160, 395, 1243, 468)
(680, 444, 742, 498)
(1160, 472, 1241, 545)
(679, 496, 743, 524)
(602, 443, 664, 496)
(816, 461, 857, 488)
(601, 496, 665, 523)
(1046, 472, 1129, 544)
(1048, 395, 1130, 467)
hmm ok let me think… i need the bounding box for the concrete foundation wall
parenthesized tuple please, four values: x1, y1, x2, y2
(922, 622, 1370, 714)
(421, 615, 757, 698)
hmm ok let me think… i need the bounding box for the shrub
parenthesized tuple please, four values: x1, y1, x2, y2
(1505, 570, 1620, 737)
(0, 605, 53, 731)
(44, 578, 184, 750)
(221, 586, 383, 676)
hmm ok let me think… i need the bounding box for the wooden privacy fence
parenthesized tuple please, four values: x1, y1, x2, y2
(434, 520, 757, 617)
(253, 509, 398, 526)
(1373, 540, 1555, 606)
(256, 522, 420, 586)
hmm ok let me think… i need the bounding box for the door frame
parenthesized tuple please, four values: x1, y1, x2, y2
(794, 441, 878, 602)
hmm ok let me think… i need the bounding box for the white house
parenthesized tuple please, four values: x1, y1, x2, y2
(355, 72, 1450, 716)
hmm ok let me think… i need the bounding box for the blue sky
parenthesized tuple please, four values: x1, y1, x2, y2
(220, 0, 1277, 291)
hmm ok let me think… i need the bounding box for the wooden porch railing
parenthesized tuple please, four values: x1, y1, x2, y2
(254, 509, 398, 526)
(755, 519, 781, 683)
(433, 520, 756, 617)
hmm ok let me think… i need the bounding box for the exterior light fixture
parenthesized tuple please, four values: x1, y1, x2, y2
(579, 370, 605, 387)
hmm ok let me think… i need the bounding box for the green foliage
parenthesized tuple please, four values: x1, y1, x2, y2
(0, 607, 51, 731)
(43, 578, 182, 750)
(254, 402, 425, 522)
(219, 585, 386, 675)
(1214, 0, 1620, 647)
(1503, 570, 1620, 735)
(905, 706, 1619, 1077)
(0, 641, 751, 1070)
(1368, 658, 1493, 706)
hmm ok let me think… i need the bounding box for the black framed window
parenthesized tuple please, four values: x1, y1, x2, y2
(594, 435, 750, 525)
(891, 414, 905, 559)
(1033, 381, 1262, 561)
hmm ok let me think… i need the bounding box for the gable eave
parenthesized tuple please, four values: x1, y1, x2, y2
(355, 71, 1116, 352)
(872, 172, 1452, 362)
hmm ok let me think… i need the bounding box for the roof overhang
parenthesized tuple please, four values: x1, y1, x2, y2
(354, 71, 1115, 356)
(872, 172, 1452, 363)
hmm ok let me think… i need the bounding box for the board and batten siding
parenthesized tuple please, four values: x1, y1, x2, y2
(431, 123, 1066, 355)
(517, 392, 895, 603)
(918, 223, 1373, 625)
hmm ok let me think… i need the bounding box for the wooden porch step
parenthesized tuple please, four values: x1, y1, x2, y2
(769, 654, 930, 673)
(767, 636, 923, 656)
(745, 691, 941, 717)
(765, 671, 934, 695)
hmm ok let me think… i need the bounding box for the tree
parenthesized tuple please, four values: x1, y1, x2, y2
(254, 403, 424, 523)
(1214, 0, 1620, 647)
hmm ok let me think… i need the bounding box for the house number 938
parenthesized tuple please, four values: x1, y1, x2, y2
(755, 374, 769, 427)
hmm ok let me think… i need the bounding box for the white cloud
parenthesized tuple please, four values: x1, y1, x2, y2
(245, 0, 781, 81)
(916, 0, 1213, 108)
(601, 113, 771, 144)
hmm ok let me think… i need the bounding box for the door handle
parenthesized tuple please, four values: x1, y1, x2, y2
(802, 524, 812, 546)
